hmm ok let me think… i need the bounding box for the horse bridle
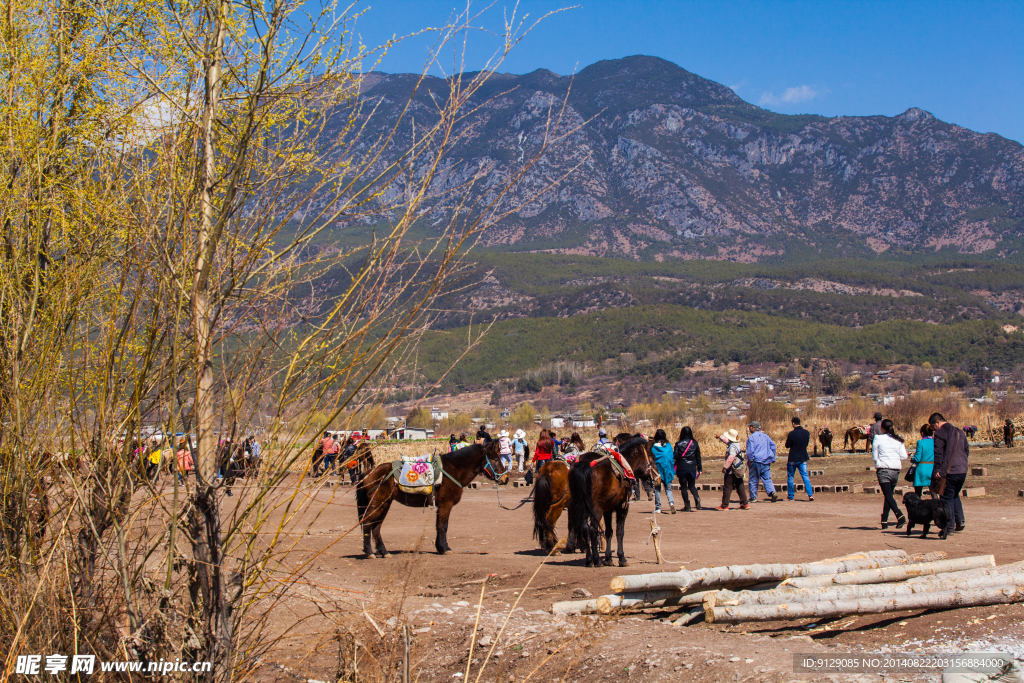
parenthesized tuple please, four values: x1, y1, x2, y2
(621, 434, 659, 485)
(481, 443, 511, 481)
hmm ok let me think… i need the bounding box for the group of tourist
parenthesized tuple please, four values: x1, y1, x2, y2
(129, 434, 261, 488)
(315, 431, 367, 481)
(870, 411, 969, 538)
(439, 407, 982, 541)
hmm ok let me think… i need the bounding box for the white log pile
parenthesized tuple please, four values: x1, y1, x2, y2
(706, 585, 1024, 624)
(552, 550, 915, 615)
(551, 550, 1024, 626)
(609, 549, 932, 593)
(778, 555, 995, 589)
(707, 564, 1019, 608)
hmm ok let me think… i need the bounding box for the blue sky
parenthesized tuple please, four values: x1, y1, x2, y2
(348, 0, 1024, 143)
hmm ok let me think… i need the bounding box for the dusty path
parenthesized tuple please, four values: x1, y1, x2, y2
(247, 469, 1024, 683)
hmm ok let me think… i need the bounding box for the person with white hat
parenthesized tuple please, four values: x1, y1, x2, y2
(715, 429, 749, 510)
(596, 428, 611, 446)
(512, 429, 528, 472)
(497, 429, 513, 470)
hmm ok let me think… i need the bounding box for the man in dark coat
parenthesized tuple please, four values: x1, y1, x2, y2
(785, 417, 813, 501)
(929, 412, 969, 538)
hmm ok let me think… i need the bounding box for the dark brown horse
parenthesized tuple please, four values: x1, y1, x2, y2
(532, 432, 586, 552)
(817, 427, 833, 456)
(355, 440, 508, 558)
(567, 434, 655, 568)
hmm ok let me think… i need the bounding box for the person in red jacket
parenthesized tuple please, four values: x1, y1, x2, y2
(534, 429, 554, 473)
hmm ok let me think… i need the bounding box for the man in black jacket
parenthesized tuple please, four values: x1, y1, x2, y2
(929, 412, 969, 538)
(785, 417, 813, 501)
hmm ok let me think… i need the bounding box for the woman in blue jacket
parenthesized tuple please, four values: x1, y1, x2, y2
(911, 423, 935, 495)
(650, 429, 676, 513)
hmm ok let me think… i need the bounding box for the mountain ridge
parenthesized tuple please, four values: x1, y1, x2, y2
(342, 55, 1024, 262)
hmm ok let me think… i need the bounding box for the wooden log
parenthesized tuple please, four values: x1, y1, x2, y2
(596, 590, 699, 614)
(779, 554, 988, 589)
(710, 569, 1024, 609)
(649, 519, 664, 565)
(610, 550, 910, 593)
(904, 560, 1024, 583)
(551, 598, 599, 615)
(706, 585, 1024, 624)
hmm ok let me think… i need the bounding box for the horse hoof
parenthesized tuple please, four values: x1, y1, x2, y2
(618, 559, 628, 567)
(365, 554, 377, 559)
(441, 550, 453, 556)
(381, 552, 392, 558)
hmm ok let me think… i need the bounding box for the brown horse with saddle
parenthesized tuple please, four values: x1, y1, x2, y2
(531, 432, 586, 552)
(567, 433, 657, 568)
(355, 440, 509, 558)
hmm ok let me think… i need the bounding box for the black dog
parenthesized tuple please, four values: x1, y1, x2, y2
(902, 492, 950, 539)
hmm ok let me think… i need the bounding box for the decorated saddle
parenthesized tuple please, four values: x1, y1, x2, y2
(591, 443, 635, 480)
(392, 455, 441, 495)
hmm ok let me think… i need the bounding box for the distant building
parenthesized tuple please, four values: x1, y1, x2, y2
(391, 428, 435, 440)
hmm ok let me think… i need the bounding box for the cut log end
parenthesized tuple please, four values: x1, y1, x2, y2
(704, 607, 716, 623)
(609, 577, 626, 593)
(596, 596, 614, 614)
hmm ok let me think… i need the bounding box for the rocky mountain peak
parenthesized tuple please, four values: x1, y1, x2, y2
(897, 107, 937, 123)
(348, 56, 1024, 262)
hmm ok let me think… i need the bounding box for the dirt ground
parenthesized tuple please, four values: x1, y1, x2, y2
(237, 444, 1024, 683)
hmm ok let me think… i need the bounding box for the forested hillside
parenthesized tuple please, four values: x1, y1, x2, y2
(414, 305, 1024, 387)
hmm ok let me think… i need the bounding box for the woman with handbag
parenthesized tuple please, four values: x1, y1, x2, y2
(673, 426, 702, 511)
(872, 419, 907, 530)
(909, 423, 935, 495)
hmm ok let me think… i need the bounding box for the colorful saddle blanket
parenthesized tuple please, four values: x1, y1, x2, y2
(393, 455, 441, 495)
(591, 444, 635, 480)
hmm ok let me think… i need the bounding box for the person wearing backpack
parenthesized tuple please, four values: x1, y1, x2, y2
(673, 426, 702, 511)
(715, 429, 748, 510)
(650, 429, 676, 514)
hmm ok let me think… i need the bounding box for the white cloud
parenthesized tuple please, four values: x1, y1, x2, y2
(728, 79, 749, 93)
(758, 85, 819, 107)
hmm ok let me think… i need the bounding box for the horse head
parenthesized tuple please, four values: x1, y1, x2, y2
(617, 433, 657, 485)
(478, 439, 510, 485)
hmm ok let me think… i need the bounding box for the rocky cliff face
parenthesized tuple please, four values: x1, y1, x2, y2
(336, 55, 1024, 262)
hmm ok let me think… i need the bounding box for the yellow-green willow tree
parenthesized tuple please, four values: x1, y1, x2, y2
(1, 0, 578, 677)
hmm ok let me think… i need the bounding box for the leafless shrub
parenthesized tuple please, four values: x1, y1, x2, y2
(0, 1, 581, 680)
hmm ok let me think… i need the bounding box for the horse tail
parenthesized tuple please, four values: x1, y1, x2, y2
(567, 461, 595, 544)
(532, 469, 555, 543)
(843, 430, 850, 450)
(356, 478, 370, 526)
